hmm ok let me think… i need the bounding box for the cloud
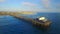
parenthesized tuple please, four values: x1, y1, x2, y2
(22, 2, 37, 6)
(41, 0, 50, 8)
(0, 0, 5, 2)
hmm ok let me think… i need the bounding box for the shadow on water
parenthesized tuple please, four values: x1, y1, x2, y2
(35, 25, 51, 31)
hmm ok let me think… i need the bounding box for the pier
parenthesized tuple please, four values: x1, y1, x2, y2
(0, 12, 51, 28)
(13, 15, 51, 28)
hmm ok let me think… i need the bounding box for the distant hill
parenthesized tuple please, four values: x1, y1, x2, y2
(19, 11, 36, 15)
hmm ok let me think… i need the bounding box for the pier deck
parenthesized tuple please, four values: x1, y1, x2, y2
(0, 12, 51, 28)
(13, 15, 51, 28)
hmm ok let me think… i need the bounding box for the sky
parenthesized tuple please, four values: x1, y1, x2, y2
(0, 0, 60, 12)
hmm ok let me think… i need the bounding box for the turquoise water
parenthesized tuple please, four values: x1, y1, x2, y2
(0, 13, 60, 34)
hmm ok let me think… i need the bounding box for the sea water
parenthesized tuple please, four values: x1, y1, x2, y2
(0, 13, 60, 34)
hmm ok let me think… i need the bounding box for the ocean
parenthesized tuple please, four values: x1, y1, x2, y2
(0, 13, 60, 34)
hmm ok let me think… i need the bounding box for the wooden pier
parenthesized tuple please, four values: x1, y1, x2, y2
(0, 12, 51, 28)
(13, 15, 51, 28)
